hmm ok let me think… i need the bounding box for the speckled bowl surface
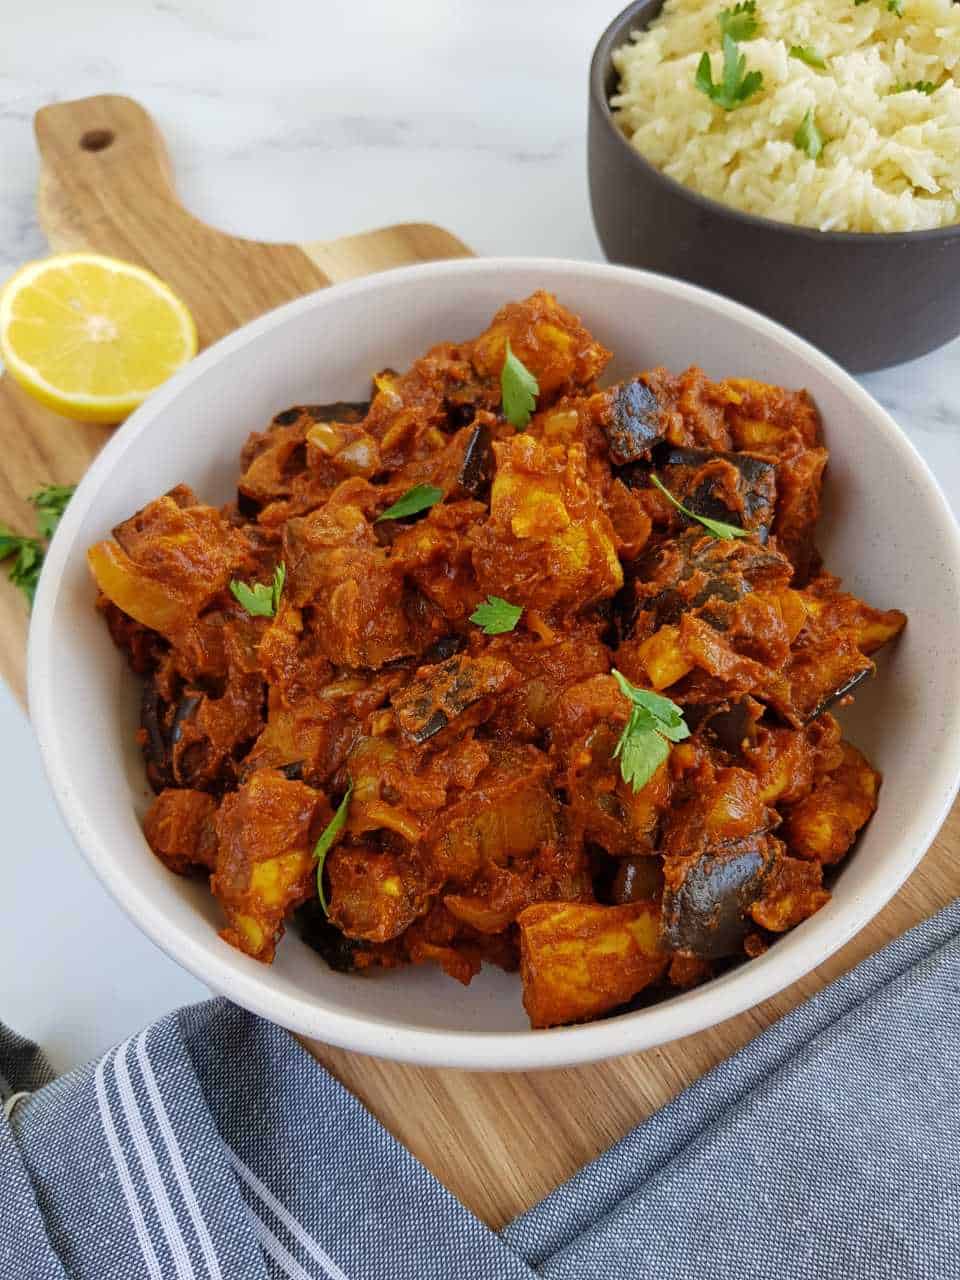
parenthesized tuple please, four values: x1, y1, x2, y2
(589, 0, 960, 372)
(29, 257, 960, 1068)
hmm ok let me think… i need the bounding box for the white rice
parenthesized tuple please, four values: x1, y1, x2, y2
(610, 0, 960, 232)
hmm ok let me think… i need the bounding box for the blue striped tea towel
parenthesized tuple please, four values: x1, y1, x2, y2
(4, 898, 960, 1279)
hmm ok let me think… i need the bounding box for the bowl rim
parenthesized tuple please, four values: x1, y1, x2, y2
(28, 255, 960, 1071)
(590, 0, 960, 247)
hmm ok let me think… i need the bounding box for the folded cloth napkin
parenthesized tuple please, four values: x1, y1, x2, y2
(4, 900, 960, 1280)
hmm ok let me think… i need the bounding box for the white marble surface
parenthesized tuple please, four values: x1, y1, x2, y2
(0, 0, 957, 1073)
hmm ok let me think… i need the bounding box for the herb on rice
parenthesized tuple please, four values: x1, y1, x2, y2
(695, 34, 764, 111)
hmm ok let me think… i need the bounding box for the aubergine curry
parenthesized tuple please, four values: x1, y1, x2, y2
(88, 292, 905, 1029)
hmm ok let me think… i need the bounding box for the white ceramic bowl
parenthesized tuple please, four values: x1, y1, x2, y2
(29, 258, 960, 1070)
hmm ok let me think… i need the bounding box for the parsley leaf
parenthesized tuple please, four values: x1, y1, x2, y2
(0, 531, 42, 605)
(650, 474, 751, 540)
(793, 108, 825, 160)
(314, 780, 353, 913)
(29, 484, 77, 540)
(0, 483, 76, 607)
(789, 45, 826, 69)
(230, 562, 285, 617)
(375, 483, 443, 523)
(890, 79, 936, 95)
(888, 0, 903, 14)
(500, 339, 539, 430)
(469, 594, 523, 635)
(611, 669, 690, 793)
(718, 1, 758, 41)
(696, 34, 764, 111)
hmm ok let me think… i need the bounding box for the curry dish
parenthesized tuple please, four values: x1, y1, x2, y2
(88, 292, 906, 1030)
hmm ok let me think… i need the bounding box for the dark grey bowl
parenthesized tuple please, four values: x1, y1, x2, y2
(589, 0, 960, 371)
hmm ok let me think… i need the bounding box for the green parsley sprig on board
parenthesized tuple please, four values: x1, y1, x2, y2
(314, 780, 353, 913)
(0, 482, 76, 606)
(611, 670, 690, 793)
(500, 340, 539, 430)
(696, 34, 764, 111)
(470, 595, 524, 635)
(230, 562, 285, 618)
(375, 483, 443, 523)
(650, 474, 750, 541)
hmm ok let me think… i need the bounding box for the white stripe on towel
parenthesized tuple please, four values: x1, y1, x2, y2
(114, 1036, 197, 1279)
(228, 1146, 349, 1280)
(94, 1050, 164, 1280)
(244, 1200, 318, 1280)
(135, 1029, 223, 1280)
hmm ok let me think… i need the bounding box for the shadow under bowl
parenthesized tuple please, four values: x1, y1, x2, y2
(588, 0, 960, 372)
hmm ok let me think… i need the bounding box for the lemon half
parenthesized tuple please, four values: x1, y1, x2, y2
(0, 253, 198, 424)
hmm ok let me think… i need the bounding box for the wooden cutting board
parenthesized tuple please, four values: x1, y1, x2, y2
(5, 93, 959, 1229)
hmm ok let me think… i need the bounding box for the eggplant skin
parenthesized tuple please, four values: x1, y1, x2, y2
(294, 898, 365, 973)
(685, 698, 762, 755)
(804, 665, 872, 725)
(603, 378, 666, 465)
(271, 401, 369, 428)
(456, 422, 494, 498)
(662, 837, 773, 958)
(658, 445, 777, 542)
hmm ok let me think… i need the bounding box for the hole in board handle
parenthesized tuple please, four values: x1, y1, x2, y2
(80, 129, 114, 152)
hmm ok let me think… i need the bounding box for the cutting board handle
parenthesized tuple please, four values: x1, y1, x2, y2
(33, 94, 471, 345)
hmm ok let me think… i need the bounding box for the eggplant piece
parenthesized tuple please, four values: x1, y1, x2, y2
(662, 836, 775, 958)
(420, 633, 466, 664)
(611, 856, 665, 905)
(391, 653, 519, 744)
(627, 530, 793, 636)
(456, 422, 493, 498)
(270, 401, 369, 429)
(294, 898, 365, 973)
(657, 446, 777, 542)
(140, 684, 172, 791)
(685, 697, 763, 755)
(602, 378, 666, 465)
(805, 667, 872, 722)
(276, 760, 305, 781)
(786, 637, 874, 725)
(140, 684, 203, 792)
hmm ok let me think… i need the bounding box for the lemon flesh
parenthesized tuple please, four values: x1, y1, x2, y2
(0, 253, 198, 424)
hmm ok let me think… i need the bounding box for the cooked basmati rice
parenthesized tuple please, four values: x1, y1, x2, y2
(610, 0, 960, 232)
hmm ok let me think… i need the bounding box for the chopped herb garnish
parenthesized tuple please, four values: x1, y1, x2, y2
(696, 34, 764, 112)
(0, 481, 77, 606)
(0, 531, 42, 605)
(230, 562, 285, 617)
(375, 483, 443, 523)
(855, 0, 903, 12)
(314, 780, 353, 913)
(718, 0, 759, 41)
(30, 484, 77, 540)
(469, 595, 523, 635)
(793, 108, 825, 160)
(611, 669, 690, 794)
(890, 79, 936, 95)
(789, 45, 826, 69)
(500, 339, 539, 430)
(650, 473, 750, 540)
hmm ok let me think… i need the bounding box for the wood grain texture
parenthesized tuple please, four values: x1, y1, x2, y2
(3, 93, 958, 1230)
(0, 94, 468, 704)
